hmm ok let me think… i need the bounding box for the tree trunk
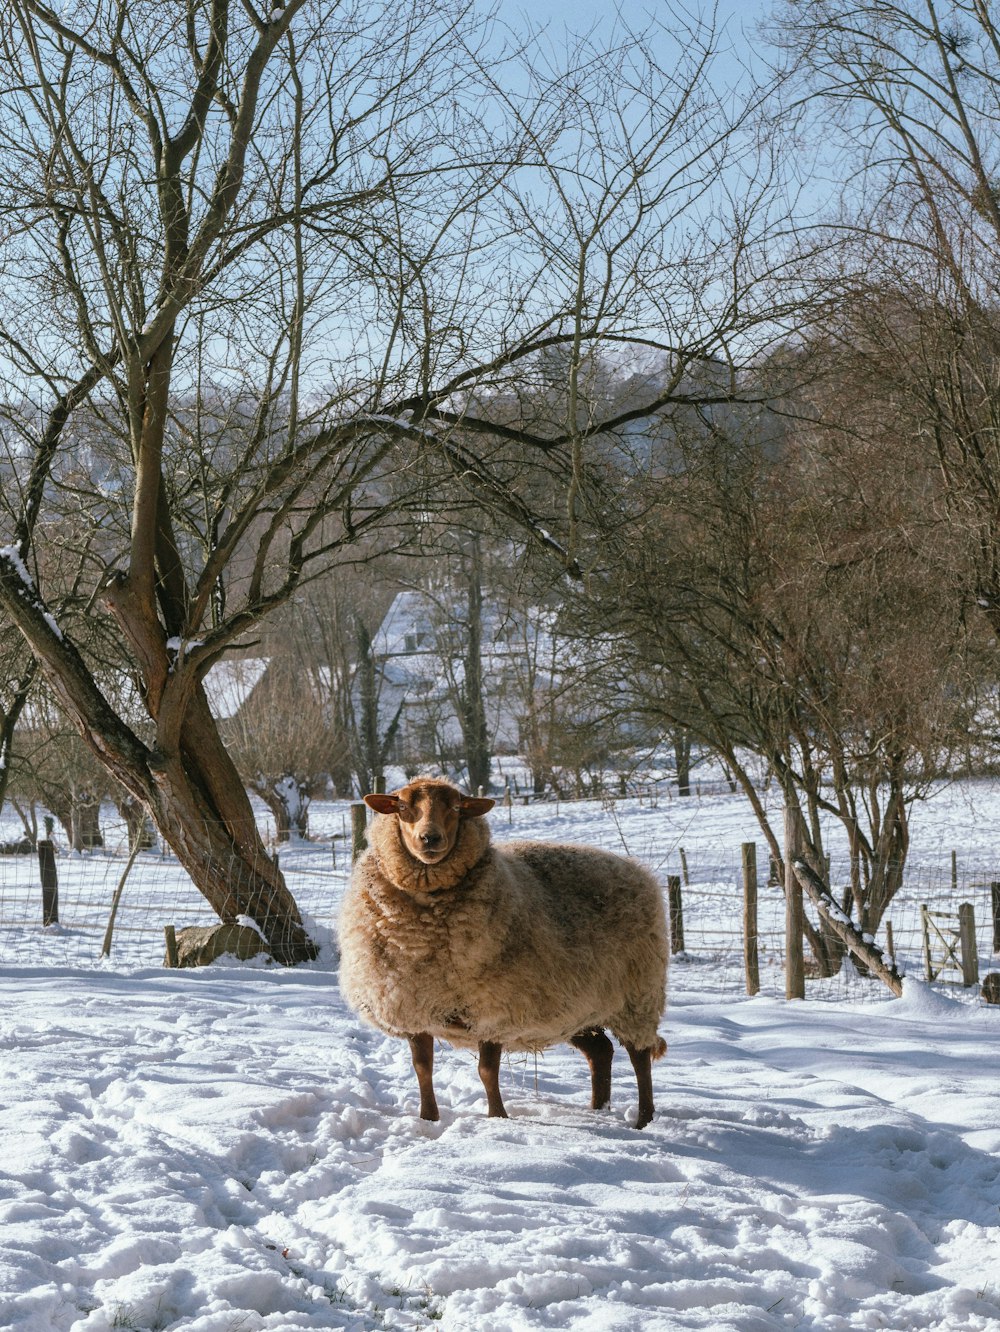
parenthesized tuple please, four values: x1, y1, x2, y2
(0, 568, 316, 965)
(101, 508, 317, 959)
(803, 916, 847, 978)
(353, 615, 386, 793)
(327, 728, 355, 801)
(0, 655, 37, 816)
(257, 774, 310, 843)
(118, 796, 157, 853)
(46, 786, 103, 852)
(72, 790, 104, 851)
(461, 538, 491, 794)
(146, 743, 314, 964)
(673, 730, 692, 796)
(793, 857, 904, 997)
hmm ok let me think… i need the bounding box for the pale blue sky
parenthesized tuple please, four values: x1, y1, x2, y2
(510, 0, 771, 46)
(507, 0, 775, 96)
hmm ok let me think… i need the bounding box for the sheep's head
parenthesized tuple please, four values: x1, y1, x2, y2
(364, 779, 495, 865)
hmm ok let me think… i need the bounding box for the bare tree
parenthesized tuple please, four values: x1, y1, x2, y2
(770, 0, 1000, 652)
(7, 683, 112, 850)
(580, 372, 973, 962)
(0, 630, 38, 819)
(219, 646, 326, 841)
(288, 566, 400, 798)
(0, 1, 795, 960)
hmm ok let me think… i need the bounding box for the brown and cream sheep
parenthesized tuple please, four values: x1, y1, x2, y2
(338, 776, 668, 1127)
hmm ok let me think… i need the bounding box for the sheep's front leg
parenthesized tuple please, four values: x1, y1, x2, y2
(408, 1033, 440, 1121)
(477, 1040, 508, 1118)
(624, 1041, 655, 1129)
(570, 1028, 614, 1110)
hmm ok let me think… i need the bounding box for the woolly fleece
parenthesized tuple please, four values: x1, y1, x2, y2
(338, 798, 668, 1054)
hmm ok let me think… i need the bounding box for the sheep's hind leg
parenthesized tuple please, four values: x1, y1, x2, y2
(407, 1033, 440, 1121)
(570, 1028, 614, 1110)
(477, 1040, 508, 1118)
(624, 1041, 655, 1129)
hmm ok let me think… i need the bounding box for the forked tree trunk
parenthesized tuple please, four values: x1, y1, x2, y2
(148, 765, 313, 965)
(147, 690, 316, 964)
(72, 790, 104, 851)
(0, 577, 317, 965)
(46, 787, 104, 852)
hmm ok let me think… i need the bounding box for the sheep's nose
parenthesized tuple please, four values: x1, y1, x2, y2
(420, 830, 443, 848)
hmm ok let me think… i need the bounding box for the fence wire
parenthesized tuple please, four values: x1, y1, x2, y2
(2, 800, 998, 1005)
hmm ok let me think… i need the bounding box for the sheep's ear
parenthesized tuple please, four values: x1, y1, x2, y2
(459, 796, 495, 818)
(364, 793, 401, 815)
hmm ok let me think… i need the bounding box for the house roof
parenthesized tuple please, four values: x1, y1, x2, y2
(204, 658, 269, 720)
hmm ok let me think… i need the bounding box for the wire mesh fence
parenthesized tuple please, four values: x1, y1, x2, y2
(2, 794, 999, 1006)
(664, 861, 1000, 1004)
(0, 839, 344, 968)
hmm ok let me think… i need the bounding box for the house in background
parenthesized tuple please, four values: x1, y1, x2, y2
(366, 588, 564, 779)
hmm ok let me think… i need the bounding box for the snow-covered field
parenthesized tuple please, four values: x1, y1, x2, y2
(2, 782, 1000, 1330)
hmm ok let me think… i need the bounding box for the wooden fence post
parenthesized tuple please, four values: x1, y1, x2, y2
(163, 924, 179, 968)
(679, 847, 690, 887)
(991, 882, 1000, 954)
(921, 903, 934, 981)
(742, 842, 760, 997)
(38, 839, 58, 927)
(351, 803, 368, 863)
(784, 805, 805, 1000)
(667, 875, 685, 955)
(959, 903, 979, 987)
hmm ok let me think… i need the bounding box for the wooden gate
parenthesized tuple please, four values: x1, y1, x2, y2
(921, 903, 978, 986)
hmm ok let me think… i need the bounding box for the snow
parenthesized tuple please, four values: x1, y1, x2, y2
(0, 543, 63, 641)
(274, 775, 308, 827)
(203, 658, 268, 721)
(2, 783, 1000, 1330)
(0, 543, 34, 588)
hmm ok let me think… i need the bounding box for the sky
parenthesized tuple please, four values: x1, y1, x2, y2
(514, 0, 773, 62)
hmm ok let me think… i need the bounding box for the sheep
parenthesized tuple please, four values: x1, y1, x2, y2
(338, 776, 668, 1127)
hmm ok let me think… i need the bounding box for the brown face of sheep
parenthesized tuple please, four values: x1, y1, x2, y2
(364, 783, 495, 864)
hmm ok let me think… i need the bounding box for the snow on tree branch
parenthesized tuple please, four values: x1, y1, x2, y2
(0, 545, 63, 641)
(792, 858, 904, 998)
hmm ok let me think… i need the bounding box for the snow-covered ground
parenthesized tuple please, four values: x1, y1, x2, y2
(2, 781, 1000, 1330)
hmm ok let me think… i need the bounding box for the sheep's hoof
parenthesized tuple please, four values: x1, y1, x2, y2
(634, 1107, 654, 1130)
(486, 1106, 509, 1119)
(419, 1104, 440, 1122)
